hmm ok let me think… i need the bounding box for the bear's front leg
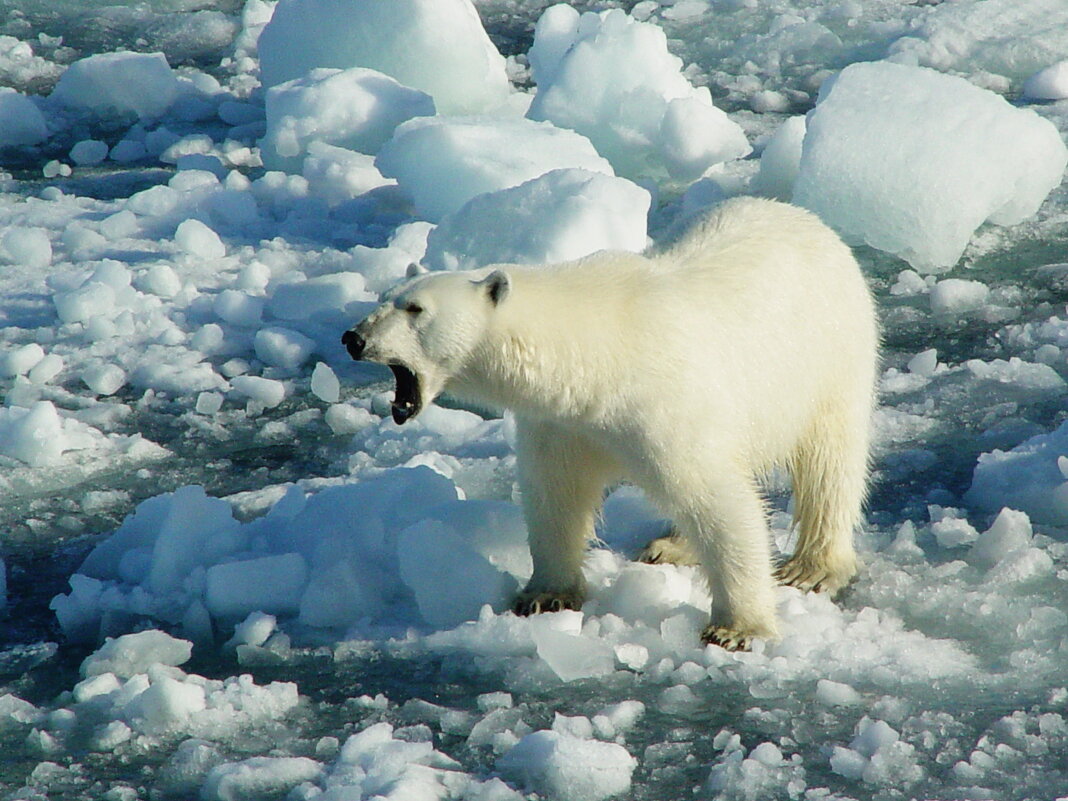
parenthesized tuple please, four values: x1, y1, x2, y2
(672, 474, 781, 651)
(512, 419, 615, 617)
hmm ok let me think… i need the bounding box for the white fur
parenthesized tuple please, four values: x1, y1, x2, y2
(348, 197, 879, 647)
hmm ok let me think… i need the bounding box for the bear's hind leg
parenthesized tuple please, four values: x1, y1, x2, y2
(777, 406, 869, 596)
(512, 419, 616, 616)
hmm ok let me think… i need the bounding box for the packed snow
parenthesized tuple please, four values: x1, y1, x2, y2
(0, 1, 1067, 800)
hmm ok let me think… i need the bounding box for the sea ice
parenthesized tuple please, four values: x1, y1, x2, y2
(497, 730, 637, 801)
(213, 290, 263, 327)
(81, 363, 127, 396)
(969, 507, 1035, 568)
(70, 139, 109, 166)
(0, 401, 66, 467)
(816, 678, 863, 707)
(258, 0, 510, 115)
(201, 757, 324, 801)
(267, 272, 374, 326)
(205, 553, 309, 618)
(752, 115, 806, 201)
(967, 419, 1068, 526)
(397, 519, 519, 630)
(423, 169, 651, 271)
(50, 51, 180, 120)
(174, 219, 226, 259)
(1023, 60, 1068, 100)
(310, 362, 340, 403)
(527, 5, 749, 182)
(261, 67, 435, 171)
(887, 0, 1068, 81)
(0, 87, 47, 147)
(80, 630, 192, 679)
(531, 625, 616, 682)
(230, 375, 286, 408)
(0, 343, 45, 377)
(2, 227, 53, 268)
(253, 326, 316, 369)
(929, 278, 990, 315)
(301, 142, 394, 206)
(793, 61, 1068, 271)
(376, 116, 614, 223)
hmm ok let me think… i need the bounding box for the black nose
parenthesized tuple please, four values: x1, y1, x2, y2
(342, 329, 365, 360)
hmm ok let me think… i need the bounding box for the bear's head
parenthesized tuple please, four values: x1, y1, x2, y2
(342, 268, 510, 424)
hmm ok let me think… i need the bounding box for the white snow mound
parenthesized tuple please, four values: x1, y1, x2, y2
(258, 0, 510, 115)
(498, 730, 637, 801)
(261, 67, 435, 172)
(0, 87, 47, 147)
(793, 61, 1068, 272)
(51, 51, 180, 120)
(423, 168, 651, 271)
(527, 5, 750, 182)
(376, 116, 614, 223)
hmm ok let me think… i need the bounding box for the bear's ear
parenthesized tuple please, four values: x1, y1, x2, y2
(406, 262, 428, 277)
(480, 270, 510, 306)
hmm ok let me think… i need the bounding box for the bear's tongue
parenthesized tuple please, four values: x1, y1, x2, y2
(388, 363, 420, 425)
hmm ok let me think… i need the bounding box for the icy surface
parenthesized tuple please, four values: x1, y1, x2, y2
(0, 0, 1067, 800)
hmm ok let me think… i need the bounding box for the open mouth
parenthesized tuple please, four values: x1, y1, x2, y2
(388, 362, 421, 425)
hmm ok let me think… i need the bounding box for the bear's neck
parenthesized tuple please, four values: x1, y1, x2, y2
(451, 266, 625, 421)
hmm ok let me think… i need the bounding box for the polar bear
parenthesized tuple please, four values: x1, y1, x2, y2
(342, 197, 879, 650)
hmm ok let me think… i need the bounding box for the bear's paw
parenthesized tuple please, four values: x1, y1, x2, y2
(701, 624, 754, 652)
(636, 532, 699, 566)
(512, 589, 584, 616)
(775, 556, 856, 597)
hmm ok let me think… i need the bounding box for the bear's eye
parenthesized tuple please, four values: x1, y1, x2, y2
(404, 302, 424, 315)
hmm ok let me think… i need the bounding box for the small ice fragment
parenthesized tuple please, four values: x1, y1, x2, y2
(43, 160, 72, 178)
(930, 279, 989, 315)
(82, 364, 126, 396)
(1023, 61, 1068, 101)
(28, 354, 64, 385)
(254, 327, 315, 370)
(532, 626, 615, 682)
(970, 508, 1033, 567)
(196, 392, 224, 415)
(816, 679, 862, 707)
(2, 227, 53, 268)
(310, 362, 340, 403)
(324, 404, 371, 434)
(174, 219, 226, 259)
(230, 376, 286, 408)
(226, 611, 277, 648)
(906, 348, 938, 376)
(0, 343, 45, 377)
(70, 139, 109, 166)
(80, 630, 192, 679)
(497, 730, 637, 801)
(213, 290, 263, 327)
(139, 264, 183, 298)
